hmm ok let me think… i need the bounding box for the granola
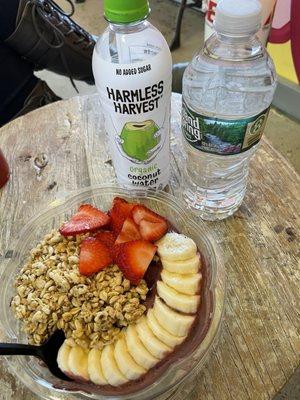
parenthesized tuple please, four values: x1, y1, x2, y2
(11, 230, 148, 349)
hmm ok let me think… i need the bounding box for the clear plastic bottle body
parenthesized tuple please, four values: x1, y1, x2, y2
(93, 20, 172, 190)
(182, 32, 277, 220)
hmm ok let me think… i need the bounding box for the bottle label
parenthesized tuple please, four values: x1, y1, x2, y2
(182, 101, 270, 155)
(93, 49, 172, 190)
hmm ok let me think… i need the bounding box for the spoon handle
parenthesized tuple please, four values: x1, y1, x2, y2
(0, 343, 41, 356)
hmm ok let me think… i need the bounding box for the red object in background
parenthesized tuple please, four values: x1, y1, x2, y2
(289, 0, 300, 83)
(0, 150, 9, 188)
(269, 0, 300, 83)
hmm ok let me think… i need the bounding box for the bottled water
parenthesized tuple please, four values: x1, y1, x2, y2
(93, 0, 172, 190)
(181, 0, 277, 220)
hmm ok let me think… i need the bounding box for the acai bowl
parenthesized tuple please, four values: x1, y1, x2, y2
(0, 186, 225, 400)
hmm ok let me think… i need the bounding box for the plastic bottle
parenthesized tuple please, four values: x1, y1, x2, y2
(93, 0, 172, 190)
(181, 0, 277, 220)
(204, 0, 277, 45)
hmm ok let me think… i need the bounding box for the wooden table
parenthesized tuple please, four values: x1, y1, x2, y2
(0, 94, 299, 400)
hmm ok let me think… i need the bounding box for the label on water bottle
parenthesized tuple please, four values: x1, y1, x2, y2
(93, 49, 172, 190)
(182, 101, 270, 155)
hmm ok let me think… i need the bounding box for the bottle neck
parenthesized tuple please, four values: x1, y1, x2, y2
(216, 31, 256, 43)
(203, 31, 264, 61)
(109, 19, 149, 34)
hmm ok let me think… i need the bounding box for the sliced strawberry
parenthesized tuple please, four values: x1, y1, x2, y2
(111, 241, 123, 263)
(94, 231, 116, 249)
(59, 204, 110, 236)
(79, 237, 112, 276)
(113, 240, 157, 285)
(109, 197, 136, 234)
(115, 217, 141, 244)
(132, 204, 164, 225)
(132, 204, 168, 242)
(139, 219, 168, 242)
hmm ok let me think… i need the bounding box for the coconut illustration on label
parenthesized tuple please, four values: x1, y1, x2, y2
(119, 120, 160, 162)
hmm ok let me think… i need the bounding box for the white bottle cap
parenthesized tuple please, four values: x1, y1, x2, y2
(214, 0, 262, 36)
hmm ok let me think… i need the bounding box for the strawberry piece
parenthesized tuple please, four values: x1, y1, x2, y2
(79, 237, 112, 276)
(94, 231, 116, 249)
(59, 204, 110, 236)
(139, 220, 168, 242)
(113, 240, 157, 285)
(109, 197, 136, 234)
(115, 217, 141, 244)
(132, 205, 168, 242)
(111, 242, 123, 263)
(132, 204, 164, 224)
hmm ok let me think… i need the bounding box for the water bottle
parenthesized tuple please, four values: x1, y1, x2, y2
(181, 0, 277, 220)
(93, 0, 172, 190)
(204, 0, 277, 45)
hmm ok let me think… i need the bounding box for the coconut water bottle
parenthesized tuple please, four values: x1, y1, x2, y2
(181, 0, 277, 220)
(93, 0, 172, 190)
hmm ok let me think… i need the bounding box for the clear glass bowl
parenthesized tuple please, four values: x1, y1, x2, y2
(0, 185, 226, 400)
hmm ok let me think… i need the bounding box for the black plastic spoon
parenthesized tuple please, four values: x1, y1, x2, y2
(0, 330, 72, 381)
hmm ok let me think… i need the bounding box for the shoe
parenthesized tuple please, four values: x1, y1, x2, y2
(4, 0, 95, 86)
(14, 80, 61, 119)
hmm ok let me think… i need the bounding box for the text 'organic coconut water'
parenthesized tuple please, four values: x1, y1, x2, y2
(93, 0, 172, 190)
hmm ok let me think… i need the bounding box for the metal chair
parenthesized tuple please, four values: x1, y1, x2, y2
(172, 62, 188, 93)
(170, 0, 203, 51)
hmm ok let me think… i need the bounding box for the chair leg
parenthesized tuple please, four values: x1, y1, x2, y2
(193, 0, 203, 9)
(170, 0, 188, 51)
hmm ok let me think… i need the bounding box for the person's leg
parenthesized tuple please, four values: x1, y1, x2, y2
(0, 0, 40, 126)
(0, 0, 60, 127)
(0, 0, 20, 40)
(0, 44, 38, 126)
(4, 0, 95, 85)
(0, 0, 96, 126)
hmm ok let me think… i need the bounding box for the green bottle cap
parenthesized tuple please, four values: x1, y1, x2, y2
(104, 0, 150, 24)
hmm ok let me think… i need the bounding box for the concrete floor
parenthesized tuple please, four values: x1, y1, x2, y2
(44, 0, 300, 174)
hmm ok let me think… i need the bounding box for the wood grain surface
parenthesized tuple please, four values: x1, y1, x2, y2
(0, 94, 299, 400)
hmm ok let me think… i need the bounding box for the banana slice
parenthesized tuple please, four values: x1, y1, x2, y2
(68, 346, 89, 381)
(156, 232, 197, 261)
(161, 253, 201, 274)
(161, 270, 201, 295)
(114, 337, 146, 380)
(147, 309, 186, 347)
(136, 316, 171, 359)
(65, 338, 77, 348)
(153, 297, 194, 337)
(157, 281, 200, 313)
(101, 344, 128, 386)
(57, 341, 71, 375)
(88, 348, 108, 385)
(125, 324, 158, 370)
